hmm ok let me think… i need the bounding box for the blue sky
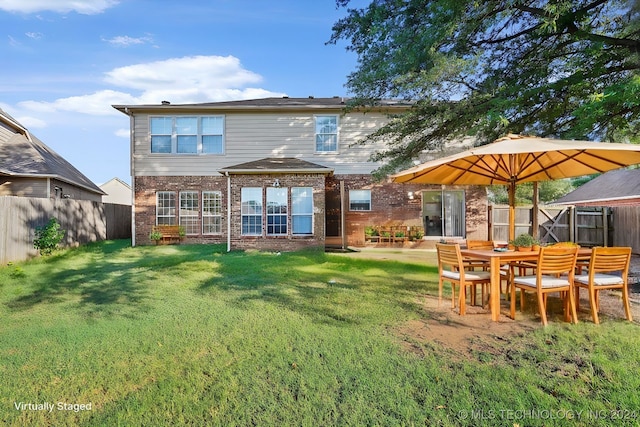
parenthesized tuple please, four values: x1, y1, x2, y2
(0, 0, 365, 186)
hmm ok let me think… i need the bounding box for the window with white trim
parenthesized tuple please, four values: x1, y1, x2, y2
(349, 189, 371, 211)
(202, 191, 222, 234)
(156, 191, 176, 225)
(291, 187, 313, 234)
(315, 115, 338, 152)
(241, 188, 262, 235)
(150, 116, 224, 154)
(179, 191, 199, 235)
(266, 187, 288, 235)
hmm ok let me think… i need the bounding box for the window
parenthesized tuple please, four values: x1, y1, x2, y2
(315, 115, 338, 152)
(156, 192, 176, 225)
(151, 117, 172, 153)
(203, 191, 222, 234)
(349, 189, 371, 211)
(241, 188, 263, 235)
(150, 116, 224, 154)
(176, 117, 197, 153)
(292, 187, 313, 234)
(202, 117, 224, 154)
(179, 191, 199, 235)
(266, 187, 288, 235)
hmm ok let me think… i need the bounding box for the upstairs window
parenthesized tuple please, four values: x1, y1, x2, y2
(315, 115, 338, 152)
(150, 116, 225, 154)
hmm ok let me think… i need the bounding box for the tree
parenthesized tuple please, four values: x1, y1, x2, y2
(488, 180, 575, 205)
(330, 1, 640, 177)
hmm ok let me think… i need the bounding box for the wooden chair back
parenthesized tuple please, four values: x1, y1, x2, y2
(589, 246, 631, 275)
(536, 246, 579, 278)
(466, 240, 494, 250)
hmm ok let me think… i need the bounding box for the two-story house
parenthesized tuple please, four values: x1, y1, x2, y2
(113, 97, 488, 251)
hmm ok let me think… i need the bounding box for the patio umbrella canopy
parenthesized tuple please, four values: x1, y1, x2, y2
(391, 134, 640, 241)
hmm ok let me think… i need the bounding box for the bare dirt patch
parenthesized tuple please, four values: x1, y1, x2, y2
(396, 292, 639, 357)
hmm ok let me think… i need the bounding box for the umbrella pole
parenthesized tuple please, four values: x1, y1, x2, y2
(508, 182, 516, 242)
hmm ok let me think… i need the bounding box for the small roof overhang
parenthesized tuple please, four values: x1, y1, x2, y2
(219, 157, 334, 175)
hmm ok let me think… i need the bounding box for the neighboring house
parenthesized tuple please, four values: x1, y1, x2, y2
(100, 177, 132, 205)
(553, 169, 640, 207)
(0, 108, 104, 201)
(113, 97, 488, 250)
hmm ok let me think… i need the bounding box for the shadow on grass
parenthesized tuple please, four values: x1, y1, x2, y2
(197, 249, 438, 326)
(4, 240, 438, 323)
(5, 240, 222, 318)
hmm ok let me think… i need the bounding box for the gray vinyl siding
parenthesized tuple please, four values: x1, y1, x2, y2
(0, 178, 48, 197)
(132, 112, 392, 176)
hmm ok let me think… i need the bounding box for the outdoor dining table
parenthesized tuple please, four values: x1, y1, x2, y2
(460, 247, 592, 321)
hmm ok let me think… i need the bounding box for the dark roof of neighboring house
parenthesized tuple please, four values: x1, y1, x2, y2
(0, 109, 104, 195)
(219, 158, 334, 175)
(553, 168, 640, 205)
(112, 96, 412, 114)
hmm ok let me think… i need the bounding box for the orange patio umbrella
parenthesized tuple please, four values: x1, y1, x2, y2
(391, 134, 640, 241)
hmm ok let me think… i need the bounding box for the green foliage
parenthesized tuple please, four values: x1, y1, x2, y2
(149, 230, 163, 241)
(331, 1, 640, 175)
(364, 225, 378, 236)
(33, 217, 65, 255)
(510, 233, 540, 247)
(489, 180, 575, 205)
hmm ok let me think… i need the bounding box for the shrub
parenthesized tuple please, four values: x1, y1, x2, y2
(33, 218, 66, 255)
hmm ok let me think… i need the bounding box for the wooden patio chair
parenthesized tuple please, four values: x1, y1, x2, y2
(574, 246, 633, 325)
(464, 240, 495, 304)
(436, 243, 491, 315)
(510, 245, 579, 326)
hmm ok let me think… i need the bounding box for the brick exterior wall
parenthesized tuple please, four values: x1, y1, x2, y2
(331, 175, 488, 246)
(134, 174, 326, 251)
(134, 174, 488, 250)
(228, 173, 326, 251)
(134, 176, 227, 245)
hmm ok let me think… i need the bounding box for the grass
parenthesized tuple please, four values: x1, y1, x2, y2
(0, 240, 639, 426)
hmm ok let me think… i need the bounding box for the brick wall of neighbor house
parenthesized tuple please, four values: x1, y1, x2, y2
(134, 176, 228, 245)
(229, 173, 326, 251)
(332, 175, 488, 246)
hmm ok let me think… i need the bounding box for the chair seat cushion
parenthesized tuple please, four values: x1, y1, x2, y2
(442, 270, 491, 281)
(513, 275, 571, 289)
(574, 273, 623, 287)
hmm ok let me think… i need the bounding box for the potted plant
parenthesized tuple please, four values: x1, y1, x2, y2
(509, 233, 539, 251)
(149, 230, 163, 244)
(178, 226, 186, 241)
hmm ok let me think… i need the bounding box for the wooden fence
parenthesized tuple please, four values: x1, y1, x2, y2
(490, 204, 640, 254)
(0, 196, 131, 264)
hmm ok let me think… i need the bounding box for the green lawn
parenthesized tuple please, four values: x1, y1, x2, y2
(1, 240, 639, 426)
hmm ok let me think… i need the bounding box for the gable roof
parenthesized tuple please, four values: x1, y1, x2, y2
(553, 168, 640, 205)
(219, 158, 334, 175)
(112, 96, 411, 114)
(0, 109, 104, 195)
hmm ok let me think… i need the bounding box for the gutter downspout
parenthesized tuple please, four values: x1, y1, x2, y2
(226, 171, 231, 252)
(124, 107, 136, 247)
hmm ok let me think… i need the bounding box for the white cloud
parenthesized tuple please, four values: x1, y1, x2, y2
(25, 32, 43, 39)
(16, 55, 285, 117)
(103, 35, 153, 47)
(115, 128, 130, 138)
(15, 116, 46, 129)
(0, 0, 119, 15)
